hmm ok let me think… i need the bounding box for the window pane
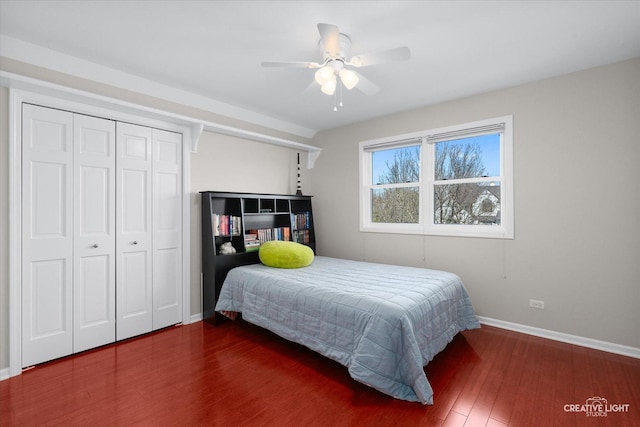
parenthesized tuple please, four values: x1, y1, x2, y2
(372, 187, 419, 223)
(372, 145, 420, 185)
(434, 133, 500, 180)
(434, 182, 501, 225)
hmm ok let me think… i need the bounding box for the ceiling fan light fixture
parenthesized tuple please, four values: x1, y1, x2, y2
(314, 65, 335, 85)
(339, 69, 359, 90)
(321, 75, 337, 95)
(262, 23, 406, 100)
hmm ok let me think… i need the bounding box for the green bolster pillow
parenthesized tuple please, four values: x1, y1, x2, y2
(258, 240, 314, 269)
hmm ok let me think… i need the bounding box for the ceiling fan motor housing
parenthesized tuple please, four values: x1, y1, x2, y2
(319, 33, 351, 62)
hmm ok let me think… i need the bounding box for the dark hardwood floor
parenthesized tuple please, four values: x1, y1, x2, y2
(2, 321, 639, 426)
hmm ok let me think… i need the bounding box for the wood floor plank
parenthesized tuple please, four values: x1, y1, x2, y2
(549, 341, 578, 427)
(616, 353, 640, 422)
(529, 340, 562, 426)
(486, 418, 509, 427)
(507, 335, 545, 426)
(2, 321, 639, 426)
(426, 335, 481, 421)
(463, 402, 491, 427)
(487, 331, 529, 424)
(464, 326, 513, 417)
(442, 410, 468, 427)
(450, 325, 500, 416)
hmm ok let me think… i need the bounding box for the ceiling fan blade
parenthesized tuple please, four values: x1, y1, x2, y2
(348, 46, 411, 67)
(352, 71, 380, 95)
(261, 61, 321, 68)
(317, 23, 340, 58)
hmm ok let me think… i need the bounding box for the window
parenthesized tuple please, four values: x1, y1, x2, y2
(360, 116, 513, 239)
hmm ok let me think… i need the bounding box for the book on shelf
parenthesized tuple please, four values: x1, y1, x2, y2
(246, 227, 291, 245)
(292, 229, 310, 244)
(245, 242, 260, 252)
(291, 212, 311, 230)
(213, 214, 241, 236)
(244, 233, 260, 252)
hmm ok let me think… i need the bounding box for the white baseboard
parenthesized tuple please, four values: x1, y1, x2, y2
(0, 367, 10, 381)
(190, 313, 203, 323)
(477, 316, 640, 359)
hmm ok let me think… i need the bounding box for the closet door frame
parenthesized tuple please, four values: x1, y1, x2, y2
(7, 88, 195, 378)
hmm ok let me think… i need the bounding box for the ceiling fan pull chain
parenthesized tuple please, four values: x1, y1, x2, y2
(339, 81, 344, 108)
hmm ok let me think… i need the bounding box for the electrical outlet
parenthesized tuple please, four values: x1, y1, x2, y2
(529, 299, 545, 309)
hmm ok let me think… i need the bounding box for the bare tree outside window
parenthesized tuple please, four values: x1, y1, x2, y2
(371, 146, 420, 223)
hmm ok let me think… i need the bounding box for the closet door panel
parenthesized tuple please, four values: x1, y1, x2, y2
(73, 114, 116, 353)
(122, 170, 148, 231)
(116, 123, 153, 340)
(152, 129, 182, 329)
(21, 104, 74, 367)
(119, 251, 151, 333)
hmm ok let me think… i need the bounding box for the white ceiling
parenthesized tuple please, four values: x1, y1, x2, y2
(1, 1, 639, 138)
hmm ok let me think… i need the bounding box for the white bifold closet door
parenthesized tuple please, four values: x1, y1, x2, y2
(116, 123, 153, 340)
(151, 128, 183, 330)
(73, 114, 116, 353)
(116, 122, 182, 340)
(22, 105, 182, 367)
(22, 104, 116, 367)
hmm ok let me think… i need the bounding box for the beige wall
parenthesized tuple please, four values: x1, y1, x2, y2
(308, 58, 640, 348)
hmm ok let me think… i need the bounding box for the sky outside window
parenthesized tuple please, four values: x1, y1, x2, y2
(372, 145, 420, 185)
(435, 134, 501, 180)
(372, 133, 500, 185)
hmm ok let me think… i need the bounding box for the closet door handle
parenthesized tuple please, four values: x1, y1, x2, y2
(92, 244, 99, 248)
(132, 241, 138, 245)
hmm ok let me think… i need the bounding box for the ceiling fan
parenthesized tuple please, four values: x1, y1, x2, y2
(262, 23, 410, 97)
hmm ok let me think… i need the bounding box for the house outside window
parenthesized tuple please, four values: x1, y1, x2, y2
(359, 116, 513, 239)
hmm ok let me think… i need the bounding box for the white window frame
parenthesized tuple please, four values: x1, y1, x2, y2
(359, 116, 514, 239)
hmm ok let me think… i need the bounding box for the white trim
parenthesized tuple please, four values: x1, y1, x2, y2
(0, 71, 322, 168)
(7, 88, 194, 378)
(8, 90, 22, 378)
(359, 116, 513, 239)
(0, 34, 317, 139)
(190, 124, 204, 152)
(477, 316, 640, 359)
(190, 313, 204, 324)
(0, 368, 10, 381)
(181, 129, 193, 331)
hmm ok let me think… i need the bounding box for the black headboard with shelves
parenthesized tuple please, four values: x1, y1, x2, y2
(200, 191, 315, 324)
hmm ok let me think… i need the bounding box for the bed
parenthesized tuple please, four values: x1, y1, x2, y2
(214, 256, 480, 404)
